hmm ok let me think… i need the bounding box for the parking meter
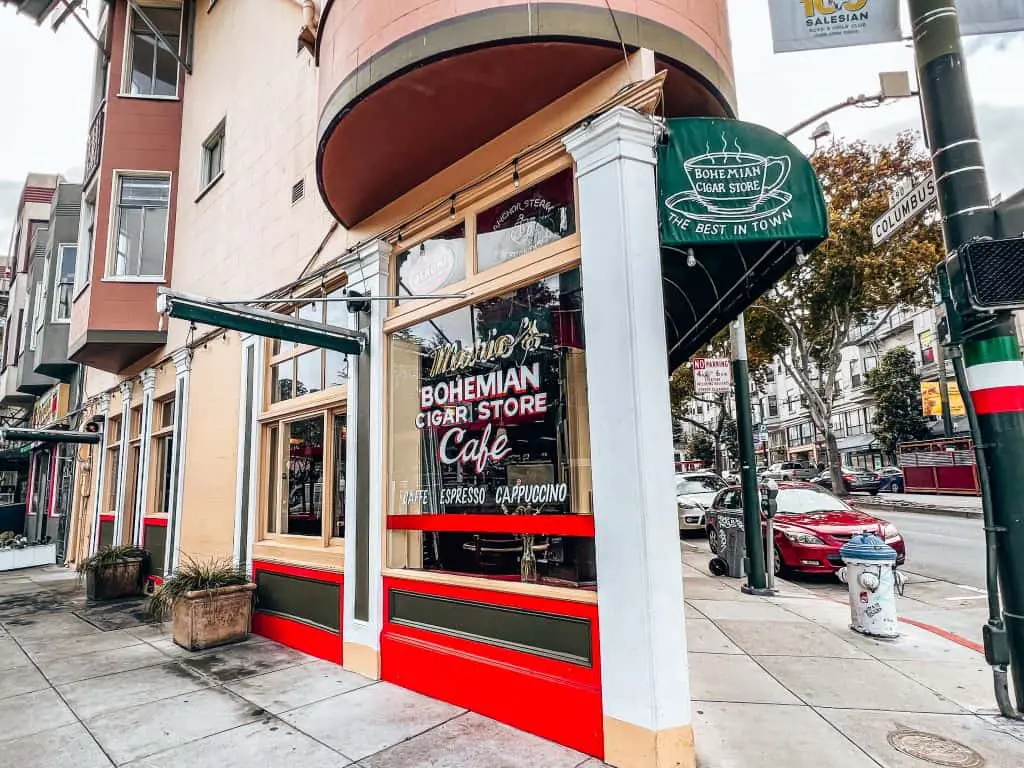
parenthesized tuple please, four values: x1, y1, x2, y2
(760, 479, 780, 587)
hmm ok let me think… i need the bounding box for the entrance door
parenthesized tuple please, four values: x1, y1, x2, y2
(28, 449, 52, 542)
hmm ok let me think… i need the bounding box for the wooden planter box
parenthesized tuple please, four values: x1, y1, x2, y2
(172, 583, 257, 651)
(86, 558, 144, 600)
(0, 543, 56, 571)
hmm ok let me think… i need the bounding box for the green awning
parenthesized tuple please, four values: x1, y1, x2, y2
(0, 428, 100, 445)
(157, 289, 366, 355)
(657, 117, 828, 369)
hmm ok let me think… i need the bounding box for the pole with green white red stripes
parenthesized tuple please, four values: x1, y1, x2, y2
(910, 0, 1023, 712)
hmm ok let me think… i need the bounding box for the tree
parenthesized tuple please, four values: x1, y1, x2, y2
(686, 432, 715, 464)
(745, 134, 944, 494)
(868, 347, 930, 454)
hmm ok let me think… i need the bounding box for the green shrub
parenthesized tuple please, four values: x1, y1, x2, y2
(76, 545, 147, 574)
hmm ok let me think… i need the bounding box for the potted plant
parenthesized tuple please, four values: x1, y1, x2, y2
(76, 545, 148, 600)
(148, 557, 256, 651)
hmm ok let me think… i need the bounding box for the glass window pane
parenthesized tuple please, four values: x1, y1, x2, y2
(324, 350, 348, 389)
(295, 350, 322, 397)
(153, 44, 178, 96)
(285, 417, 324, 537)
(140, 206, 168, 276)
(115, 207, 143, 276)
(298, 299, 323, 324)
(129, 33, 156, 95)
(160, 399, 175, 428)
(332, 416, 346, 538)
(270, 361, 294, 403)
(121, 177, 170, 206)
(325, 288, 347, 328)
(266, 426, 279, 533)
(476, 169, 575, 273)
(147, 7, 182, 36)
(386, 268, 593, 586)
(154, 434, 173, 515)
(395, 222, 466, 303)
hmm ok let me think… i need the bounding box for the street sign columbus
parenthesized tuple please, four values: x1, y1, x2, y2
(693, 358, 732, 394)
(871, 174, 937, 246)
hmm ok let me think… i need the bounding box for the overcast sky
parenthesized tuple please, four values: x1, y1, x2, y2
(0, 2, 1022, 250)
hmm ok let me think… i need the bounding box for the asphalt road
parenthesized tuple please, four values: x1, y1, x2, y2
(874, 509, 986, 589)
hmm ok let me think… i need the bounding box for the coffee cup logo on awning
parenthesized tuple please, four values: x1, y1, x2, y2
(664, 133, 794, 239)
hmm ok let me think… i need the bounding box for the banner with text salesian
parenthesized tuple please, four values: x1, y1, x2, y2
(769, 0, 901, 52)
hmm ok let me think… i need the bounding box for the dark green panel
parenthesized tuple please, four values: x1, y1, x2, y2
(389, 589, 592, 666)
(255, 570, 341, 632)
(98, 520, 114, 549)
(145, 524, 167, 577)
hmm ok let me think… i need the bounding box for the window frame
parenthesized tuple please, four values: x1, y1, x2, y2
(105, 170, 172, 282)
(75, 183, 98, 298)
(197, 118, 226, 199)
(29, 279, 44, 352)
(105, 415, 123, 515)
(149, 396, 175, 518)
(52, 243, 78, 322)
(120, 1, 184, 100)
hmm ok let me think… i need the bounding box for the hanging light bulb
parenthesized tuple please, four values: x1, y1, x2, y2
(686, 248, 697, 268)
(449, 194, 456, 221)
(512, 158, 520, 190)
(396, 230, 403, 245)
(795, 245, 806, 266)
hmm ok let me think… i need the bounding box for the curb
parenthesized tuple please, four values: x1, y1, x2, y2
(899, 616, 985, 654)
(853, 501, 983, 520)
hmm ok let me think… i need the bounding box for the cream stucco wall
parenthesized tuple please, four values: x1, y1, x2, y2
(164, 0, 338, 354)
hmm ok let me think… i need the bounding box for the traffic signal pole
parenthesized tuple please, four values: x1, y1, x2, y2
(732, 314, 770, 594)
(909, 0, 1024, 713)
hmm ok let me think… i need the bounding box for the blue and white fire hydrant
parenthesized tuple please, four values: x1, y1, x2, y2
(839, 533, 899, 638)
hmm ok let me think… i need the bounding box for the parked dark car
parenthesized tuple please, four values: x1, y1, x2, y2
(705, 481, 906, 576)
(812, 467, 881, 495)
(877, 466, 905, 493)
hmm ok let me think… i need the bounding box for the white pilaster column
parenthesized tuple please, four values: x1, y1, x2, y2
(234, 334, 263, 572)
(341, 238, 390, 678)
(113, 381, 133, 546)
(90, 392, 111, 553)
(168, 347, 192, 571)
(132, 368, 157, 546)
(564, 106, 694, 768)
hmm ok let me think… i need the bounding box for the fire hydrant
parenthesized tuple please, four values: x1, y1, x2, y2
(839, 532, 899, 639)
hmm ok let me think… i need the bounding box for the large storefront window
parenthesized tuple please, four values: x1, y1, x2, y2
(387, 268, 594, 588)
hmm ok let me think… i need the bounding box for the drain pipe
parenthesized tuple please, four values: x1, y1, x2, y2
(948, 343, 1020, 720)
(291, 0, 319, 51)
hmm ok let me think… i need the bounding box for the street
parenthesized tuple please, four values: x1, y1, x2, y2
(875, 509, 985, 589)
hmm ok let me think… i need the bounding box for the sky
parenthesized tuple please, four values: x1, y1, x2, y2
(0, 2, 1022, 251)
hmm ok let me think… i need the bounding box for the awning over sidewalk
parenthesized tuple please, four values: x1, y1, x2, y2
(0, 427, 100, 445)
(835, 433, 878, 452)
(157, 289, 366, 355)
(657, 118, 828, 370)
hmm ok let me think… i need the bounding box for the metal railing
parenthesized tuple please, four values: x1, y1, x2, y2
(84, 100, 106, 185)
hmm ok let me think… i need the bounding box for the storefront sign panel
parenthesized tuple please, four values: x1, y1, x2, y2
(658, 118, 828, 247)
(768, 0, 901, 52)
(30, 384, 69, 429)
(921, 381, 966, 417)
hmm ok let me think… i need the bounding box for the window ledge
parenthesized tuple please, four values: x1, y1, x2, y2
(254, 538, 345, 571)
(194, 171, 224, 203)
(101, 276, 166, 284)
(381, 567, 598, 605)
(116, 93, 180, 102)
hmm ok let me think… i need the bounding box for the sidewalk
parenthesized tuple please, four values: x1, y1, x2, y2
(1, 564, 1022, 768)
(856, 492, 982, 519)
(682, 546, 1024, 767)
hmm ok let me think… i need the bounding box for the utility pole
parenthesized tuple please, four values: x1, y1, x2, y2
(732, 314, 770, 594)
(909, 0, 1023, 712)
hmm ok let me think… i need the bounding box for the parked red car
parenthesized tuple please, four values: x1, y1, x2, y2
(705, 481, 906, 576)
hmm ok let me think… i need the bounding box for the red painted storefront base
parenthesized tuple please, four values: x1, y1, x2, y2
(250, 560, 343, 665)
(381, 576, 604, 759)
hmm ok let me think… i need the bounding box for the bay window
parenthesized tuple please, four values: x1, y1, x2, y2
(123, 3, 182, 98)
(53, 244, 77, 321)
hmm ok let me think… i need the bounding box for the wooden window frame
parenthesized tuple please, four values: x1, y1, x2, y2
(104, 414, 122, 515)
(148, 395, 175, 519)
(380, 150, 598, 600)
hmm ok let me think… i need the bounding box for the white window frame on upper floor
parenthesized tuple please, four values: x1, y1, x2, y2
(120, 0, 184, 100)
(197, 118, 226, 200)
(53, 243, 78, 323)
(104, 169, 173, 283)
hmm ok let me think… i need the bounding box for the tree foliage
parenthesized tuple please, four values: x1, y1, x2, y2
(744, 134, 944, 492)
(868, 347, 930, 453)
(686, 432, 715, 464)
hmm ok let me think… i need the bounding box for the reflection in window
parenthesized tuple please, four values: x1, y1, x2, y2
(332, 417, 346, 538)
(387, 268, 594, 587)
(476, 169, 575, 273)
(296, 351, 322, 397)
(396, 223, 466, 302)
(284, 417, 324, 536)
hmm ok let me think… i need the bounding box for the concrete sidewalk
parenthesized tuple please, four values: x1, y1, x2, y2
(1, 564, 1022, 767)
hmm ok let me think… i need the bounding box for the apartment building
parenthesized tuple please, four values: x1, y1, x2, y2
(9, 1, 771, 763)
